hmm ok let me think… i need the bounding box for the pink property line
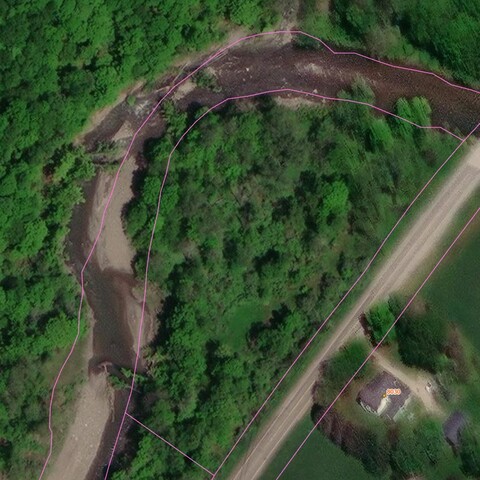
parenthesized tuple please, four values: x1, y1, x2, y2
(104, 90, 475, 479)
(275, 204, 480, 479)
(94, 44, 480, 479)
(297, 30, 480, 96)
(36, 29, 480, 480)
(209, 122, 479, 479)
(125, 413, 214, 477)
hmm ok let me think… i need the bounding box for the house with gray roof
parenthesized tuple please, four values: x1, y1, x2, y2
(357, 370, 411, 421)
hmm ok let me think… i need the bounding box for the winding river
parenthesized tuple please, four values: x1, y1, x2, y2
(62, 36, 480, 479)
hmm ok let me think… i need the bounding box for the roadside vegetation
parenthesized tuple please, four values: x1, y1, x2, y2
(262, 414, 378, 480)
(302, 198, 480, 479)
(422, 218, 480, 477)
(312, 337, 466, 478)
(366, 298, 448, 373)
(0, 2, 277, 477)
(115, 82, 460, 478)
(299, 0, 480, 86)
(311, 341, 390, 476)
(379, 296, 480, 431)
(314, 290, 480, 479)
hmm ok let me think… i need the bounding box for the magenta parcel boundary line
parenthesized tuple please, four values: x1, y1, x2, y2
(36, 29, 480, 480)
(101, 66, 478, 480)
(125, 413, 214, 477)
(210, 122, 478, 479)
(275, 203, 480, 479)
(104, 88, 475, 479)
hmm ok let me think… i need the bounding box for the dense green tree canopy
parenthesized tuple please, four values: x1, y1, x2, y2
(0, 2, 277, 477)
(2, 1, 477, 477)
(315, 340, 371, 405)
(459, 426, 480, 477)
(396, 308, 448, 372)
(391, 417, 444, 475)
(300, 0, 480, 86)
(365, 301, 396, 345)
(115, 90, 458, 478)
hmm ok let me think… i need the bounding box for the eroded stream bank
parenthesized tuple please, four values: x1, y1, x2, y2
(58, 35, 480, 480)
(62, 158, 159, 480)
(68, 171, 137, 373)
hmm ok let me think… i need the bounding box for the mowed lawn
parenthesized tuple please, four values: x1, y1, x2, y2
(261, 415, 379, 480)
(260, 216, 480, 480)
(218, 301, 271, 349)
(423, 215, 480, 354)
(422, 213, 480, 425)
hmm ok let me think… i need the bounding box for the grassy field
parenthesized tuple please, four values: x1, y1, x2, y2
(260, 209, 480, 480)
(259, 371, 468, 480)
(261, 415, 380, 480)
(423, 214, 480, 354)
(424, 446, 466, 479)
(220, 301, 271, 347)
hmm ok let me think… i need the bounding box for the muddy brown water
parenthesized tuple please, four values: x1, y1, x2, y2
(66, 176, 137, 372)
(69, 39, 480, 478)
(83, 43, 480, 154)
(203, 43, 480, 134)
(66, 176, 139, 480)
(70, 40, 480, 376)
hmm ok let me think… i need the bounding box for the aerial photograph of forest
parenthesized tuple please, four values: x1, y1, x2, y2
(0, 1, 479, 480)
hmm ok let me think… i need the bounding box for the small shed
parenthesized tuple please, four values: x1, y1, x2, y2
(443, 411, 466, 448)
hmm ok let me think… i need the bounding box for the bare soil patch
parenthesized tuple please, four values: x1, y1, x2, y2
(47, 330, 112, 480)
(88, 160, 136, 274)
(52, 30, 480, 480)
(372, 350, 443, 416)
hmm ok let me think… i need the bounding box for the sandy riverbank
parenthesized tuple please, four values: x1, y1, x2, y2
(47, 155, 159, 480)
(89, 160, 136, 274)
(44, 19, 480, 479)
(46, 327, 112, 480)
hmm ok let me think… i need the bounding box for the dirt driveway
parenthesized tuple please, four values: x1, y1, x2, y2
(372, 350, 443, 415)
(230, 142, 480, 480)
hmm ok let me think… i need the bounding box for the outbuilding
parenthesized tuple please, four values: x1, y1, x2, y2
(443, 411, 467, 448)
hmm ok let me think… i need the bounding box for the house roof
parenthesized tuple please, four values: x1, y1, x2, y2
(443, 411, 466, 446)
(357, 370, 411, 418)
(383, 389, 410, 420)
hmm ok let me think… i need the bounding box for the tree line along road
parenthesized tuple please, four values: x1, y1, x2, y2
(229, 141, 480, 480)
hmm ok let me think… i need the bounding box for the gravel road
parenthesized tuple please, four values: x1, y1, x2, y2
(230, 142, 480, 480)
